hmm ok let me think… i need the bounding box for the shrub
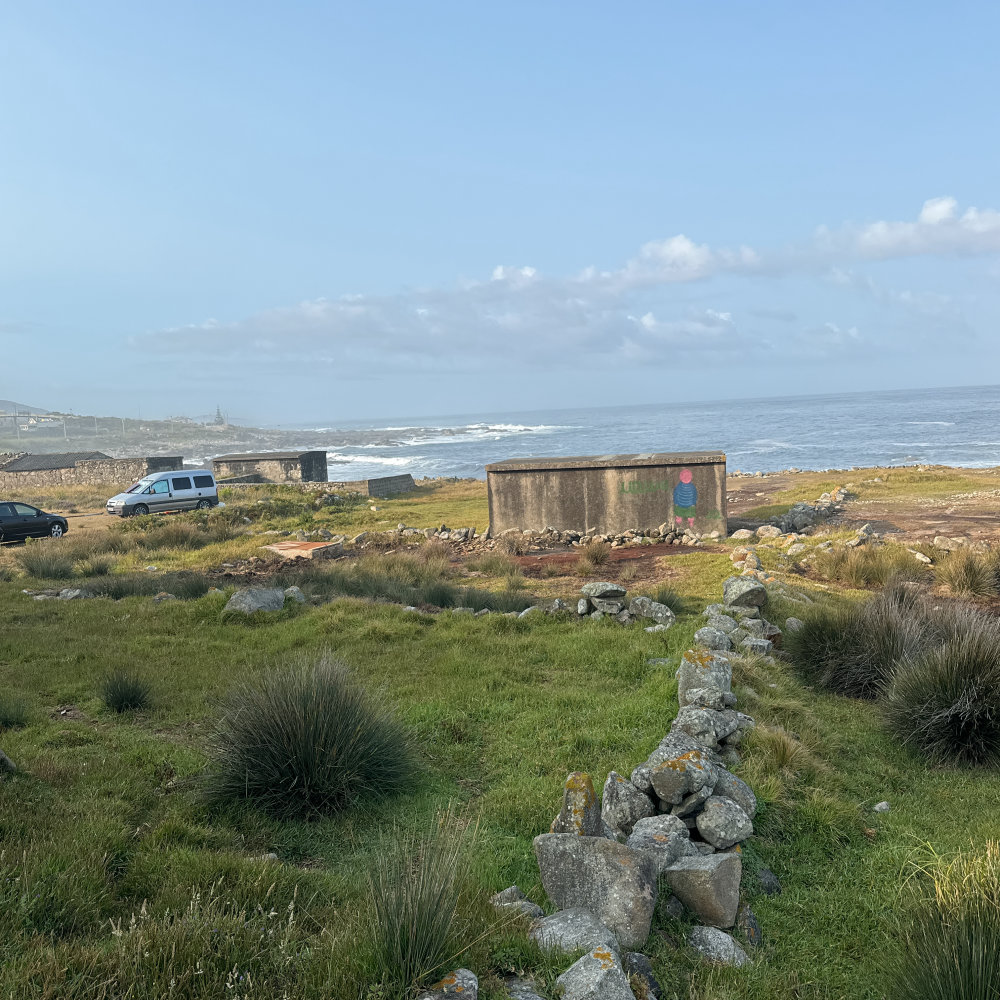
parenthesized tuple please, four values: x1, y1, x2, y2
(206, 657, 413, 817)
(885, 619, 1000, 765)
(887, 842, 1000, 998)
(100, 670, 152, 713)
(364, 808, 479, 997)
(0, 693, 29, 730)
(16, 542, 75, 580)
(493, 533, 528, 556)
(784, 590, 933, 698)
(580, 538, 610, 567)
(935, 548, 999, 598)
(647, 584, 684, 614)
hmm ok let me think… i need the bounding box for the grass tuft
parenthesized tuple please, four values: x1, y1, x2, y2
(16, 542, 75, 580)
(100, 670, 153, 713)
(935, 548, 999, 598)
(0, 694, 29, 730)
(364, 807, 480, 998)
(887, 842, 1000, 998)
(815, 544, 929, 589)
(206, 656, 413, 817)
(885, 616, 1000, 765)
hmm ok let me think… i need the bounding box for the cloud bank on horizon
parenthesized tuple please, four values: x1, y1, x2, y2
(141, 197, 996, 377)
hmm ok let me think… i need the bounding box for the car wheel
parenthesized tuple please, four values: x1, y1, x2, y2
(197, 499, 212, 510)
(49, 523, 64, 538)
(133, 504, 149, 517)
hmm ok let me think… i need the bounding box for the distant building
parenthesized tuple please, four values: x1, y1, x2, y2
(212, 451, 328, 484)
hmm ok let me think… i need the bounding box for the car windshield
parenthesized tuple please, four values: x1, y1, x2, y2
(125, 478, 155, 494)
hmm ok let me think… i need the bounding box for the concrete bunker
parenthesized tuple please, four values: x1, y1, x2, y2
(485, 452, 726, 536)
(212, 451, 328, 484)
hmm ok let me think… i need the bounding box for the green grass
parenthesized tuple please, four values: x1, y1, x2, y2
(2, 569, 1000, 999)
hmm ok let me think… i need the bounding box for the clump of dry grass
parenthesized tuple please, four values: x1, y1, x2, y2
(493, 533, 528, 556)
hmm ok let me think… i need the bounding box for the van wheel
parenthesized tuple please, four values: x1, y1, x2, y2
(132, 504, 149, 517)
(197, 499, 212, 510)
(49, 524, 64, 537)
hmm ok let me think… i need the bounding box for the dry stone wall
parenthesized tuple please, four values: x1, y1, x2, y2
(0, 456, 181, 492)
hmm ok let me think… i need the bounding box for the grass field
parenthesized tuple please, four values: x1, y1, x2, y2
(2, 477, 999, 998)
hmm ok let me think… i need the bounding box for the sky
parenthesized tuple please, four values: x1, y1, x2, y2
(2, 1, 1000, 425)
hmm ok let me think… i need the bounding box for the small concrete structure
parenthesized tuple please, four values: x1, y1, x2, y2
(0, 453, 182, 491)
(485, 452, 727, 536)
(328, 473, 416, 498)
(212, 451, 328, 484)
(261, 540, 344, 560)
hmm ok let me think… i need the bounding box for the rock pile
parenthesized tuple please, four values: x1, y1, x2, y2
(575, 583, 676, 631)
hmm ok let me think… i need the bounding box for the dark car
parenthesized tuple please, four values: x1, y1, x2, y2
(0, 502, 69, 542)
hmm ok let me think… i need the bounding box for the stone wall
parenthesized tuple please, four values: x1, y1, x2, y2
(486, 452, 727, 536)
(0, 456, 183, 492)
(213, 452, 328, 484)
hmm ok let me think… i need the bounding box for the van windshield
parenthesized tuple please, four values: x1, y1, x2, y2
(125, 478, 155, 494)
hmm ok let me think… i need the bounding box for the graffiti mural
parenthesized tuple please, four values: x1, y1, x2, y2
(673, 468, 698, 526)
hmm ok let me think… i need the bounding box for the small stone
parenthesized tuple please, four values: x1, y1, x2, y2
(688, 926, 750, 967)
(554, 947, 635, 1000)
(645, 623, 670, 633)
(623, 952, 662, 998)
(592, 598, 626, 614)
(757, 867, 782, 896)
(729, 528, 754, 540)
(873, 801, 890, 813)
(504, 977, 547, 1000)
(713, 769, 758, 818)
(737, 902, 763, 948)
(693, 627, 732, 651)
(518, 606, 540, 619)
(696, 797, 752, 851)
(650, 750, 717, 805)
(577, 598, 591, 615)
(755, 525, 782, 539)
(223, 587, 285, 615)
(602, 771, 656, 836)
(722, 576, 767, 608)
(551, 772, 603, 836)
(283, 586, 306, 603)
(626, 815, 694, 873)
(416, 968, 478, 999)
(740, 637, 774, 656)
(663, 853, 741, 928)
(528, 907, 619, 955)
(580, 582, 627, 599)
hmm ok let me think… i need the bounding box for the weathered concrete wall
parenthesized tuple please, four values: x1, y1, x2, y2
(328, 473, 416, 497)
(485, 452, 726, 536)
(0, 456, 183, 492)
(212, 452, 328, 484)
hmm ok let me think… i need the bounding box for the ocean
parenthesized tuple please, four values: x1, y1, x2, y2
(291, 384, 1000, 482)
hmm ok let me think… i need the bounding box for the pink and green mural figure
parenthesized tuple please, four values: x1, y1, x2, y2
(673, 468, 698, 527)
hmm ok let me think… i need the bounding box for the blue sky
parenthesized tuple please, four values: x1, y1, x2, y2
(2, 1, 1000, 423)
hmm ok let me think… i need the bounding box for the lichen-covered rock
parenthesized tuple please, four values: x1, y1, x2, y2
(581, 582, 627, 599)
(551, 772, 602, 836)
(644, 730, 711, 770)
(737, 902, 763, 948)
(712, 769, 757, 818)
(695, 796, 753, 849)
(682, 685, 727, 711)
(688, 926, 749, 966)
(628, 595, 676, 626)
(693, 627, 732, 651)
(650, 750, 717, 805)
(671, 706, 727, 747)
(705, 614, 738, 634)
(626, 815, 696, 873)
(723, 576, 767, 608)
(577, 598, 591, 615)
(670, 783, 715, 818)
(417, 968, 479, 998)
(676, 650, 733, 707)
(533, 834, 657, 948)
(554, 947, 636, 1000)
(740, 637, 773, 655)
(592, 598, 625, 614)
(528, 907, 619, 955)
(602, 771, 656, 836)
(663, 853, 741, 928)
(504, 977, 547, 1000)
(785, 616, 804, 633)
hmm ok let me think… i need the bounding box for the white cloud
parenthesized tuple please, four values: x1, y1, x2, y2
(139, 197, 1000, 375)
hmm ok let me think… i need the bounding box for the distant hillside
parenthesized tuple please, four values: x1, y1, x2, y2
(0, 400, 48, 415)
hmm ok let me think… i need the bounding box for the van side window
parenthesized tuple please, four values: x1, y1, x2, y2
(193, 475, 214, 488)
(171, 477, 192, 491)
(150, 480, 169, 494)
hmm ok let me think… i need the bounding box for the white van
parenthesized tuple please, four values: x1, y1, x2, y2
(106, 469, 221, 517)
